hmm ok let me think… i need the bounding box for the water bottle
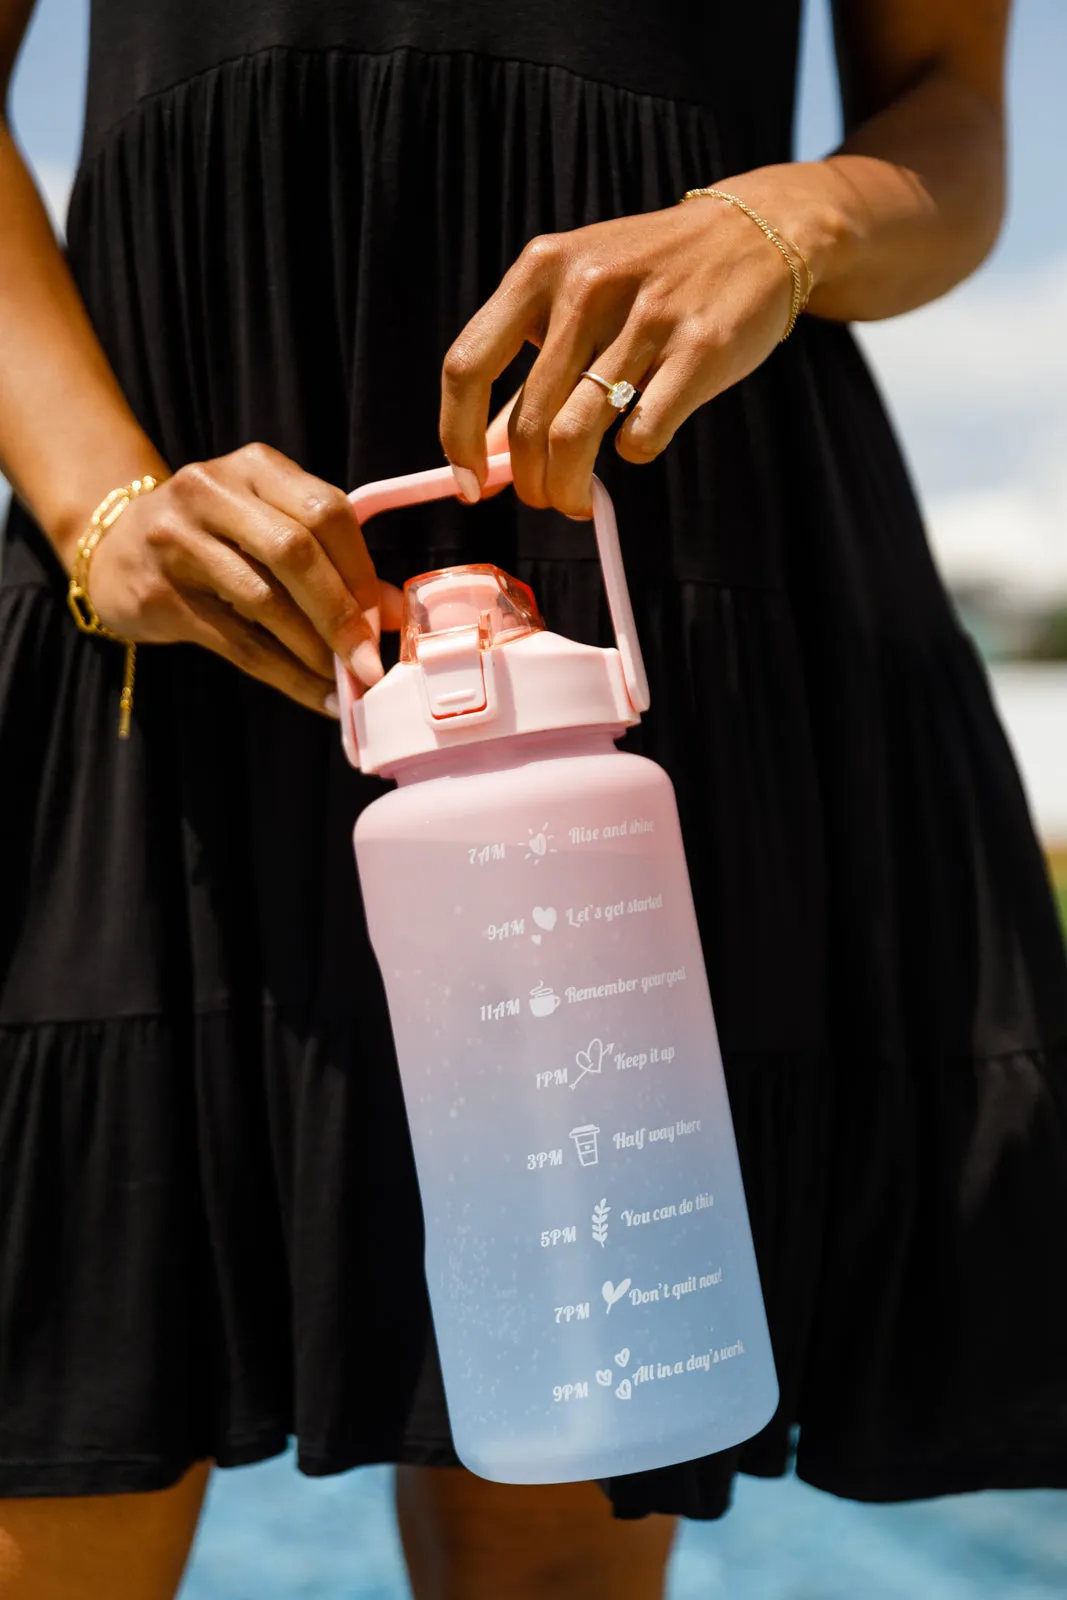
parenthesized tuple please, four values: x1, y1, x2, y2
(335, 453, 778, 1484)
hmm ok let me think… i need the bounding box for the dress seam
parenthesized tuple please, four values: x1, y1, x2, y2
(75, 40, 718, 173)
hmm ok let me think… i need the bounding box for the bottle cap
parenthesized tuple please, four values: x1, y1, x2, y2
(401, 564, 544, 663)
(335, 456, 647, 775)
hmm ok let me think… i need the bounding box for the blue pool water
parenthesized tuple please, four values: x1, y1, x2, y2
(182, 1450, 1067, 1599)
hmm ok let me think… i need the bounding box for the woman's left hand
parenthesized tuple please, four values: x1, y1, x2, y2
(439, 183, 819, 518)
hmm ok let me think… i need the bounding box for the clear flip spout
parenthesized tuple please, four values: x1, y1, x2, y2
(400, 565, 545, 663)
(344, 453, 649, 714)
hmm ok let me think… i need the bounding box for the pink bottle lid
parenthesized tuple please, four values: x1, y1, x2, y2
(335, 454, 650, 776)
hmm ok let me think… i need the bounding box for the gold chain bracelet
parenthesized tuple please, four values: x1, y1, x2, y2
(680, 187, 813, 342)
(777, 228, 815, 307)
(67, 475, 162, 739)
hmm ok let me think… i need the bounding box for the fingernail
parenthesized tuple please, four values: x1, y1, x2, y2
(451, 465, 481, 504)
(365, 604, 381, 643)
(324, 691, 340, 718)
(350, 639, 385, 687)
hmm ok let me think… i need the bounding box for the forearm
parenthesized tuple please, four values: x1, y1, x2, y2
(734, 64, 1006, 324)
(0, 119, 168, 568)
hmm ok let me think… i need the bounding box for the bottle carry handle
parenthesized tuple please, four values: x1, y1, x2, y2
(345, 452, 650, 715)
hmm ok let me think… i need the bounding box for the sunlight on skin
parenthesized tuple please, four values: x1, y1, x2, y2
(0, 1529, 23, 1587)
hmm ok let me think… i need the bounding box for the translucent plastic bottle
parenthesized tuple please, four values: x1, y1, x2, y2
(334, 454, 778, 1484)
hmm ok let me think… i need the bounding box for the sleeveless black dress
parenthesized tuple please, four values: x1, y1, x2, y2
(2, 0, 1066, 1519)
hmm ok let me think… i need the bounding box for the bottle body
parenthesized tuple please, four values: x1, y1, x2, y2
(355, 733, 778, 1483)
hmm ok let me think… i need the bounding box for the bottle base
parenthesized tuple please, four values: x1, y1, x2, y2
(452, 1383, 780, 1486)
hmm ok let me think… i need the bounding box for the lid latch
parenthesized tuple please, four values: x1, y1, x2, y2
(416, 623, 497, 722)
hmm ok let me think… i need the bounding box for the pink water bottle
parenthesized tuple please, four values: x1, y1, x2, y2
(336, 455, 778, 1484)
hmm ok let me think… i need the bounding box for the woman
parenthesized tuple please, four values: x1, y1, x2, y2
(2, 0, 1065, 1593)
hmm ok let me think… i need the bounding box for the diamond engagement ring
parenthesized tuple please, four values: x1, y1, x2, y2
(580, 371, 638, 410)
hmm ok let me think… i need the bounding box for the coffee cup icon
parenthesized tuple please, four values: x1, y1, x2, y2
(569, 1124, 601, 1167)
(529, 982, 561, 1018)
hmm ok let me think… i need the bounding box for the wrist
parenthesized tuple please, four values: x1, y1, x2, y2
(719, 161, 858, 308)
(44, 439, 170, 571)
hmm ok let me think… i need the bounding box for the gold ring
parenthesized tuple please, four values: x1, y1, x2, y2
(580, 371, 638, 410)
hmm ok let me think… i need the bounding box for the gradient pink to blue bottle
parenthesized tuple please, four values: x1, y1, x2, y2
(338, 455, 778, 1484)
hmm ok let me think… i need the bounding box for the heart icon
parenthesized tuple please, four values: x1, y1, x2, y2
(614, 1348, 630, 1368)
(602, 1278, 631, 1314)
(531, 934, 542, 945)
(571, 1038, 613, 1090)
(532, 906, 557, 931)
(595, 1370, 613, 1387)
(615, 1379, 632, 1401)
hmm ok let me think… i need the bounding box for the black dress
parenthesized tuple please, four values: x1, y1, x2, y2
(1, 0, 1066, 1520)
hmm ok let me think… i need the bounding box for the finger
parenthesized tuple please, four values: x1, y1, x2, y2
(507, 313, 604, 510)
(481, 388, 522, 500)
(179, 455, 382, 687)
(170, 528, 335, 678)
(614, 342, 716, 466)
(440, 236, 559, 497)
(186, 592, 341, 716)
(541, 331, 659, 516)
(238, 446, 382, 640)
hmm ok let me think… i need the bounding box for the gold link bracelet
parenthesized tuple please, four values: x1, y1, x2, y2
(68, 475, 162, 738)
(680, 187, 812, 342)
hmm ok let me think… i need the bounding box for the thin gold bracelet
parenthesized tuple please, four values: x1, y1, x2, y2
(68, 475, 162, 739)
(778, 229, 815, 307)
(680, 187, 812, 342)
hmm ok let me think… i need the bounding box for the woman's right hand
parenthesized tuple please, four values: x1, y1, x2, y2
(86, 442, 401, 716)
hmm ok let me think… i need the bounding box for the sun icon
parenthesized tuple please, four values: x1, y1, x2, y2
(522, 825, 557, 862)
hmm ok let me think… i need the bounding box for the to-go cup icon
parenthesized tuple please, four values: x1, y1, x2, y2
(569, 1124, 601, 1166)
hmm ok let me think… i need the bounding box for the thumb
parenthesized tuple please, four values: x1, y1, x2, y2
(486, 387, 520, 455)
(482, 388, 521, 498)
(378, 580, 405, 632)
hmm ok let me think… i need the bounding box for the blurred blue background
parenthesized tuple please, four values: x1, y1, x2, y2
(7, 2, 1067, 1594)
(179, 1454, 1067, 1600)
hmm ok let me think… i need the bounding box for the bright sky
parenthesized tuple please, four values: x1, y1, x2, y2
(7, 0, 1067, 602)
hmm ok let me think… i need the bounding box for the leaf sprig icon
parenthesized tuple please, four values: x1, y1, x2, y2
(592, 1199, 610, 1247)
